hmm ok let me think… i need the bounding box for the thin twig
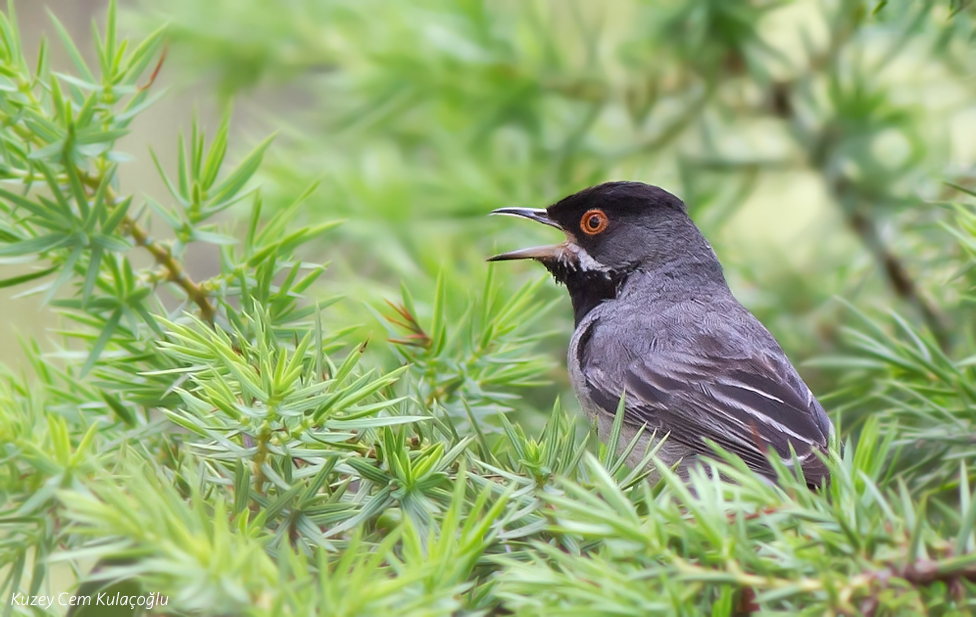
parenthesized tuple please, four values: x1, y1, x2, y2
(125, 216, 216, 322)
(846, 205, 949, 351)
(770, 74, 950, 349)
(80, 173, 216, 323)
(252, 425, 271, 495)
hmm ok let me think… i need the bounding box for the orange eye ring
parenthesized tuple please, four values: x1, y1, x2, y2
(580, 209, 609, 235)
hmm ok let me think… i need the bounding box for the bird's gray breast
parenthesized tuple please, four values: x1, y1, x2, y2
(568, 304, 693, 471)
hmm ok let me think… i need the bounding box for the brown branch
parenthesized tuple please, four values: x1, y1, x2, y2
(80, 173, 216, 323)
(125, 218, 215, 322)
(891, 559, 976, 586)
(847, 209, 949, 350)
(675, 553, 976, 616)
(858, 558, 976, 616)
(770, 74, 951, 351)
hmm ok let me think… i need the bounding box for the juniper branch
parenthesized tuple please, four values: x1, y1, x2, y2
(79, 172, 216, 323)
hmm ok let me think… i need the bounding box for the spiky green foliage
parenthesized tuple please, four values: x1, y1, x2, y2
(2, 2, 976, 616)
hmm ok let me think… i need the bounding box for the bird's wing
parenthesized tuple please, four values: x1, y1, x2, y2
(584, 344, 832, 485)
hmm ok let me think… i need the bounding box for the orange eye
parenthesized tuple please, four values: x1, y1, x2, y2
(580, 209, 608, 235)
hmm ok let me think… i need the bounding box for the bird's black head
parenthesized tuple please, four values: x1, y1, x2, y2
(489, 181, 726, 324)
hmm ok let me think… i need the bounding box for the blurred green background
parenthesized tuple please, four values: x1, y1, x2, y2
(6, 0, 976, 420)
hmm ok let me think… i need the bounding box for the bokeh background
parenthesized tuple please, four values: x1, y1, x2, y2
(7, 0, 976, 424)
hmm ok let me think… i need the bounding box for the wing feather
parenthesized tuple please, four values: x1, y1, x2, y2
(584, 346, 831, 486)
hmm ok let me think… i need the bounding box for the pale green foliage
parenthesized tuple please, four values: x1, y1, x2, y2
(143, 0, 976, 357)
(1, 2, 976, 616)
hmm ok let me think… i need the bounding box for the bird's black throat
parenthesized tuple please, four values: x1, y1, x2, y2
(542, 259, 626, 326)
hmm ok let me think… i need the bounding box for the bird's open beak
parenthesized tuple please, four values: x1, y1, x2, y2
(488, 207, 567, 262)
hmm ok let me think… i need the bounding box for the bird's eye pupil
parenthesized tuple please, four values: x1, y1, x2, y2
(580, 209, 607, 235)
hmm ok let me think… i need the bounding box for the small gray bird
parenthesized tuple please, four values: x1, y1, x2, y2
(489, 182, 834, 487)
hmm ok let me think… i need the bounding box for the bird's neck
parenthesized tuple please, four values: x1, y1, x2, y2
(558, 251, 728, 326)
(629, 251, 729, 294)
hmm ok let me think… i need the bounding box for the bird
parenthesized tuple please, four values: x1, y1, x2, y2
(488, 181, 834, 487)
